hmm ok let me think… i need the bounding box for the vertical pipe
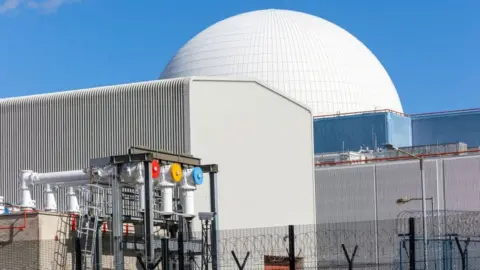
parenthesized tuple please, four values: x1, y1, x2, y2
(139, 184, 145, 212)
(144, 161, 154, 268)
(420, 158, 428, 269)
(409, 217, 416, 270)
(209, 171, 220, 270)
(161, 238, 169, 270)
(373, 165, 379, 269)
(442, 160, 447, 236)
(112, 165, 124, 270)
(288, 225, 295, 270)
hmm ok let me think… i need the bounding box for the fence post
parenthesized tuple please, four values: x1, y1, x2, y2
(409, 217, 416, 270)
(288, 225, 295, 270)
(454, 237, 470, 270)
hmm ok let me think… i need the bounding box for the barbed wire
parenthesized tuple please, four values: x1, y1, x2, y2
(396, 210, 480, 237)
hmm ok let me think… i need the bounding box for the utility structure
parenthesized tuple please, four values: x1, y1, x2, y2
(17, 147, 220, 270)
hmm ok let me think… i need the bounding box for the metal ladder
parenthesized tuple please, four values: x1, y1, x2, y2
(77, 184, 105, 270)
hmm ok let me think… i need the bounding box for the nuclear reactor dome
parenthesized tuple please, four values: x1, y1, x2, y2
(160, 9, 403, 115)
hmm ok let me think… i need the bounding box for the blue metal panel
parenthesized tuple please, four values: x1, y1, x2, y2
(412, 110, 480, 147)
(313, 113, 389, 153)
(386, 113, 412, 148)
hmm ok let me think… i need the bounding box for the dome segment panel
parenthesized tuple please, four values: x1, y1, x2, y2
(160, 9, 403, 115)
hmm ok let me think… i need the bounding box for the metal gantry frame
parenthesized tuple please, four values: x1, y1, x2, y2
(19, 147, 220, 270)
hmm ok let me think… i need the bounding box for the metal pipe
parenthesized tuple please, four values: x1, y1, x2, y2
(387, 145, 428, 269)
(420, 158, 428, 269)
(30, 170, 90, 185)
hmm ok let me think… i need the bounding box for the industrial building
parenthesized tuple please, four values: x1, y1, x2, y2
(0, 7, 478, 270)
(314, 108, 480, 154)
(0, 77, 314, 231)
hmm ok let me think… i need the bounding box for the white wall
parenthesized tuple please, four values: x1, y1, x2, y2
(188, 77, 315, 230)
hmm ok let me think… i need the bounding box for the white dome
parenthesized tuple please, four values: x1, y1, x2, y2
(160, 9, 403, 115)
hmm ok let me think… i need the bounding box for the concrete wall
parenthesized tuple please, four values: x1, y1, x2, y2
(189, 77, 315, 230)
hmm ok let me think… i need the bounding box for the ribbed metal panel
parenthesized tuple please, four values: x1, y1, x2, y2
(315, 155, 480, 223)
(0, 78, 191, 209)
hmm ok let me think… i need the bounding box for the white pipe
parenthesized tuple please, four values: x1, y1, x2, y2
(157, 165, 176, 214)
(31, 170, 90, 185)
(180, 168, 197, 217)
(0, 196, 4, 214)
(139, 185, 145, 212)
(67, 187, 79, 214)
(19, 170, 35, 210)
(44, 184, 57, 212)
(182, 190, 195, 217)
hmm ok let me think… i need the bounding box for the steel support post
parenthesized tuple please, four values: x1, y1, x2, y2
(288, 225, 295, 270)
(74, 230, 82, 270)
(94, 223, 102, 270)
(209, 171, 219, 270)
(178, 217, 185, 270)
(143, 161, 155, 269)
(112, 166, 125, 270)
(161, 238, 170, 270)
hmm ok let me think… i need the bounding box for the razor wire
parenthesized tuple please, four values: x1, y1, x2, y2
(396, 210, 480, 237)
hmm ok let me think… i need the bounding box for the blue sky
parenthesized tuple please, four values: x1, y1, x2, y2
(0, 0, 478, 114)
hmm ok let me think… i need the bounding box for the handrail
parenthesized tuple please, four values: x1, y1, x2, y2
(314, 109, 406, 118)
(315, 149, 480, 167)
(313, 107, 480, 119)
(0, 209, 40, 231)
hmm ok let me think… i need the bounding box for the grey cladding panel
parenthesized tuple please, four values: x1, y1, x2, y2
(315, 165, 376, 223)
(0, 79, 190, 208)
(443, 156, 480, 210)
(315, 155, 480, 224)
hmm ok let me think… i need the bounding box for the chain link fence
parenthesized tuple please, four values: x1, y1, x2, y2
(1, 211, 480, 269)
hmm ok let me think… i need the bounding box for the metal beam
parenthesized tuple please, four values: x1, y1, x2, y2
(200, 164, 219, 173)
(143, 161, 155, 269)
(129, 146, 201, 166)
(209, 170, 220, 270)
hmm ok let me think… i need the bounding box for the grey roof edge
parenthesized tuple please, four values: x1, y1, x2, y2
(0, 76, 312, 116)
(0, 78, 192, 105)
(186, 76, 313, 115)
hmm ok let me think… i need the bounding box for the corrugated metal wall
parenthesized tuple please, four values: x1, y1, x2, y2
(315, 155, 480, 224)
(315, 155, 480, 267)
(0, 79, 190, 209)
(313, 112, 412, 154)
(412, 110, 480, 147)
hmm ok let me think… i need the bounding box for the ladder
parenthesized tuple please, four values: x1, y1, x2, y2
(77, 184, 105, 270)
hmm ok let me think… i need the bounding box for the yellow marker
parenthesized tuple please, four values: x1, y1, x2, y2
(170, 163, 183, 182)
